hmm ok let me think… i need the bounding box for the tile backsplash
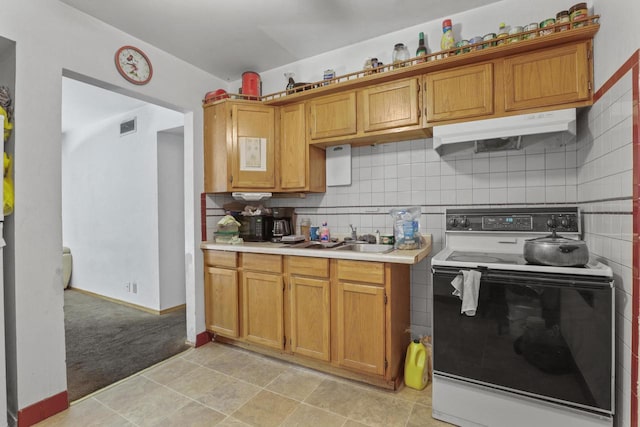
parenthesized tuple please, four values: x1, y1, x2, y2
(576, 68, 634, 427)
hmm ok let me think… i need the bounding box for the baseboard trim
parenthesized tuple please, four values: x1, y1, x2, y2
(68, 288, 185, 315)
(195, 331, 211, 347)
(17, 390, 68, 427)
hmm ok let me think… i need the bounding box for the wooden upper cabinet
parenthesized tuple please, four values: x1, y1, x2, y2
(308, 92, 357, 140)
(360, 78, 421, 132)
(503, 41, 591, 111)
(231, 103, 276, 189)
(279, 103, 326, 192)
(203, 102, 228, 193)
(425, 63, 494, 123)
(203, 101, 276, 192)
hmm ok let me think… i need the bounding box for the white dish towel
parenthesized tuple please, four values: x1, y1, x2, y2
(450, 270, 482, 316)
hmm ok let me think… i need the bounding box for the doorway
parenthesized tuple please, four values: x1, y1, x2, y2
(61, 76, 188, 401)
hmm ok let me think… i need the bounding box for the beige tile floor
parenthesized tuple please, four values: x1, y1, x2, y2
(37, 341, 453, 427)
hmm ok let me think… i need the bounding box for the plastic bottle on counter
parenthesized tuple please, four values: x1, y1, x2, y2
(320, 222, 330, 242)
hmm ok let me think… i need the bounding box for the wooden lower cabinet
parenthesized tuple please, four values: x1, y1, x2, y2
(204, 251, 239, 339)
(205, 266, 239, 338)
(336, 281, 386, 375)
(242, 263, 284, 350)
(203, 251, 411, 389)
(288, 256, 331, 361)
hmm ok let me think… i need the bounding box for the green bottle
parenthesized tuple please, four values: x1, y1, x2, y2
(416, 32, 428, 61)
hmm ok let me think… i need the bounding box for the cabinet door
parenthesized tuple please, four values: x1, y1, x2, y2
(290, 276, 330, 361)
(242, 271, 284, 349)
(279, 103, 307, 190)
(231, 104, 276, 189)
(425, 63, 494, 123)
(361, 78, 420, 132)
(203, 103, 229, 193)
(204, 266, 239, 338)
(336, 281, 386, 375)
(308, 92, 357, 140)
(503, 42, 591, 111)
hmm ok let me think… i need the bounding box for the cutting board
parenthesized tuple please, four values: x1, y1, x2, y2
(325, 144, 351, 186)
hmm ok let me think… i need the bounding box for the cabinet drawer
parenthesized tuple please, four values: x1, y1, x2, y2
(242, 253, 283, 273)
(287, 256, 329, 278)
(337, 260, 384, 285)
(204, 250, 237, 268)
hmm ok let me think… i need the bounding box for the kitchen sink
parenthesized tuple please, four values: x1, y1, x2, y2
(334, 244, 394, 254)
(289, 241, 345, 249)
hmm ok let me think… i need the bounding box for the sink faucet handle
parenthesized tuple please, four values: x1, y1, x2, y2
(349, 224, 357, 239)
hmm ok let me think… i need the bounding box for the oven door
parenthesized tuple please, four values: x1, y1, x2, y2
(432, 266, 614, 415)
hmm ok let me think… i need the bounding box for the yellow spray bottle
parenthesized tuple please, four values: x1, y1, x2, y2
(404, 339, 428, 390)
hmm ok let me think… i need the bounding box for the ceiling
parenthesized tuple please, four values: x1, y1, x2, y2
(58, 0, 501, 82)
(62, 77, 147, 133)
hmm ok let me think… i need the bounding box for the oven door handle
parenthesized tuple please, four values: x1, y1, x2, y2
(483, 271, 612, 289)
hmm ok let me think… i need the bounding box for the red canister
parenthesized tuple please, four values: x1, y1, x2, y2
(242, 71, 261, 99)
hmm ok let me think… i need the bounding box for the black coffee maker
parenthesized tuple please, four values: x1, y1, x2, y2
(271, 207, 295, 242)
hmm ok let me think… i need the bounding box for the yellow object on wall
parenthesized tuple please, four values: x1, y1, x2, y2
(4, 152, 13, 216)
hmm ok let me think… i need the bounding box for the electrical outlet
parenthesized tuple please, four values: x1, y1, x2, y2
(124, 282, 130, 292)
(132, 282, 137, 294)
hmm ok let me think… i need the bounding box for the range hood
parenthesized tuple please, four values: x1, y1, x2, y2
(433, 108, 577, 156)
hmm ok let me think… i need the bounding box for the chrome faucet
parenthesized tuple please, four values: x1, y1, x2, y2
(349, 224, 357, 240)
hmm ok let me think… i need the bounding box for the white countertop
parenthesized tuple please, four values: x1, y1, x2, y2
(201, 235, 432, 265)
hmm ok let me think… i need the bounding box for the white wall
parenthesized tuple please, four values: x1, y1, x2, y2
(62, 104, 183, 311)
(236, 0, 571, 94)
(591, 0, 640, 88)
(158, 129, 186, 310)
(0, 36, 14, 427)
(0, 0, 225, 418)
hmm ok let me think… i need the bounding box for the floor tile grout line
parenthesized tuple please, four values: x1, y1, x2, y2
(143, 371, 260, 418)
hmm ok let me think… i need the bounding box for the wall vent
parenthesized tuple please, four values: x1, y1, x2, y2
(120, 117, 137, 136)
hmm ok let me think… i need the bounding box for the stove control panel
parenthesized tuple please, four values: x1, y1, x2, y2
(445, 208, 580, 234)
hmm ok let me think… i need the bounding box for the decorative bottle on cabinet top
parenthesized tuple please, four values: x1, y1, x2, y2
(416, 32, 428, 62)
(440, 19, 455, 57)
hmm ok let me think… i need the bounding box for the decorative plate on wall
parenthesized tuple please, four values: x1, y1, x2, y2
(115, 46, 153, 85)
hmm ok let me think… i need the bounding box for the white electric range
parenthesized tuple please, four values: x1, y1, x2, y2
(431, 207, 614, 427)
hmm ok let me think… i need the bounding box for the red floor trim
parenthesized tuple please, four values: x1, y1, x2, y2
(632, 56, 640, 427)
(195, 331, 211, 348)
(17, 391, 68, 427)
